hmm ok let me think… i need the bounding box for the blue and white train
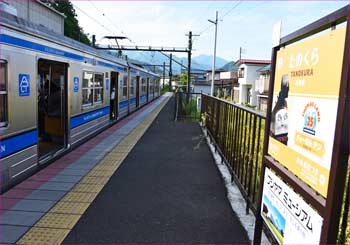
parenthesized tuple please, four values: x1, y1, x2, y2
(0, 11, 160, 192)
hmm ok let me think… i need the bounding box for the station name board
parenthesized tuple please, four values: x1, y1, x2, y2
(268, 26, 346, 197)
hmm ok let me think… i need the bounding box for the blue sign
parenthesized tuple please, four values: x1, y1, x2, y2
(19, 74, 30, 96)
(106, 79, 109, 90)
(73, 77, 79, 92)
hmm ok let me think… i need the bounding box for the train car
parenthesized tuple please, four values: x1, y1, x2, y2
(0, 12, 160, 192)
(154, 77, 160, 98)
(148, 77, 155, 101)
(128, 65, 138, 113)
(139, 74, 148, 107)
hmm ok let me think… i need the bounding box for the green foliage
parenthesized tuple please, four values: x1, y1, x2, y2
(180, 73, 187, 86)
(161, 84, 174, 94)
(49, 0, 91, 45)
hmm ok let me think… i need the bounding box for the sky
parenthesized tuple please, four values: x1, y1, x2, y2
(72, 1, 349, 62)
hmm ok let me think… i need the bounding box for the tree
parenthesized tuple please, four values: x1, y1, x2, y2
(48, 0, 91, 45)
(180, 73, 187, 86)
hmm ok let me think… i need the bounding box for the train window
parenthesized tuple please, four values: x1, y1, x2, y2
(82, 71, 93, 107)
(121, 76, 128, 100)
(150, 80, 154, 93)
(0, 60, 8, 127)
(141, 78, 147, 93)
(129, 77, 136, 97)
(94, 73, 104, 104)
(155, 80, 159, 92)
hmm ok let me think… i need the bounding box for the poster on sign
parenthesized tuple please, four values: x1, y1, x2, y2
(261, 168, 323, 244)
(268, 26, 347, 197)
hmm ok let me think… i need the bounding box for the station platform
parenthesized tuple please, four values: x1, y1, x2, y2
(0, 93, 249, 244)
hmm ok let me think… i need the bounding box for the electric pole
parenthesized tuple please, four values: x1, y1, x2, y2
(239, 47, 242, 60)
(209, 11, 218, 96)
(169, 53, 173, 92)
(187, 31, 192, 93)
(162, 62, 166, 89)
(92, 34, 96, 48)
(186, 31, 200, 93)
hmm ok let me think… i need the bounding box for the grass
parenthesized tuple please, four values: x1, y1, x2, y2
(337, 157, 350, 244)
(177, 95, 200, 122)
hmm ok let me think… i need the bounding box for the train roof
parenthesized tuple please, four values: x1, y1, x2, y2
(0, 10, 127, 66)
(0, 10, 159, 78)
(129, 63, 160, 78)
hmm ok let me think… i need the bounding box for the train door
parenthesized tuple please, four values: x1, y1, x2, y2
(110, 71, 118, 120)
(136, 76, 140, 108)
(37, 59, 67, 160)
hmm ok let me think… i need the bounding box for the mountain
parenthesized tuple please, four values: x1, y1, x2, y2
(122, 51, 229, 74)
(192, 55, 229, 70)
(220, 61, 238, 71)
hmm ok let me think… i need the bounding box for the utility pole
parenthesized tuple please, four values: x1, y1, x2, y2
(169, 53, 173, 92)
(239, 47, 242, 60)
(209, 11, 218, 96)
(186, 31, 200, 93)
(92, 34, 96, 48)
(162, 62, 166, 89)
(187, 31, 192, 93)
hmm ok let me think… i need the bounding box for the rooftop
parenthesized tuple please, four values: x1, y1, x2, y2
(257, 64, 271, 72)
(234, 59, 271, 66)
(220, 61, 238, 72)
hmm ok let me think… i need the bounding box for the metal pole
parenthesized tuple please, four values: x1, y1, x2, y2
(187, 31, 192, 93)
(162, 62, 166, 89)
(210, 11, 218, 96)
(92, 34, 96, 48)
(169, 53, 173, 92)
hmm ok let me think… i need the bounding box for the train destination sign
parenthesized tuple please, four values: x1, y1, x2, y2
(268, 26, 346, 197)
(261, 168, 323, 244)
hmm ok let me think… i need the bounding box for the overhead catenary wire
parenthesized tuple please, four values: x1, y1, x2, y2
(193, 1, 242, 42)
(74, 2, 157, 64)
(72, 3, 115, 35)
(87, 0, 125, 36)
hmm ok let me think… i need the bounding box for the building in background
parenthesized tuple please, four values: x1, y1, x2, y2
(193, 61, 239, 96)
(235, 59, 271, 106)
(191, 69, 207, 93)
(192, 69, 220, 94)
(255, 64, 271, 112)
(0, 0, 65, 34)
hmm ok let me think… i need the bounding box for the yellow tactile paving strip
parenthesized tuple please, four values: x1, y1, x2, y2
(49, 201, 90, 215)
(35, 213, 81, 229)
(17, 227, 71, 244)
(71, 183, 105, 193)
(17, 95, 171, 244)
(61, 191, 98, 203)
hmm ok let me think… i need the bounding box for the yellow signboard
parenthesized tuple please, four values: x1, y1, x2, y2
(268, 26, 346, 197)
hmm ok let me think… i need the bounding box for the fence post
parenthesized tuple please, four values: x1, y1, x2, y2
(174, 92, 178, 121)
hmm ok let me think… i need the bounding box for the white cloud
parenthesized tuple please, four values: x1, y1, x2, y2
(73, 1, 349, 61)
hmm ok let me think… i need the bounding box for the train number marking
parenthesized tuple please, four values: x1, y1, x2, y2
(19, 74, 30, 96)
(73, 77, 79, 92)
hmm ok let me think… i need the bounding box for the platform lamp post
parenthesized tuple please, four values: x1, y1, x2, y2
(209, 11, 218, 96)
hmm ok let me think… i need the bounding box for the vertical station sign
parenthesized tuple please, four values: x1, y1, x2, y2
(268, 26, 346, 197)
